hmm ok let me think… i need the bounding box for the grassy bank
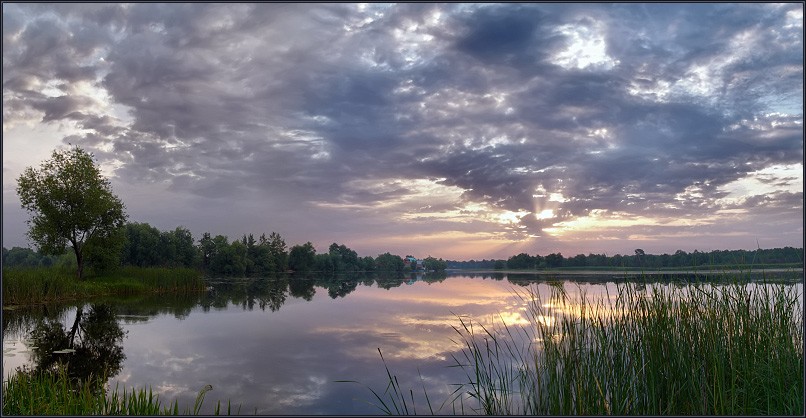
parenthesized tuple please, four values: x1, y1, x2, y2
(367, 274, 803, 415)
(2, 266, 205, 307)
(2, 367, 240, 415)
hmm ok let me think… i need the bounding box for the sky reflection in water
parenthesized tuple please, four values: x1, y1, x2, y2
(2, 272, 802, 414)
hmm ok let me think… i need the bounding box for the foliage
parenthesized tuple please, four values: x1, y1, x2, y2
(16, 146, 128, 279)
(447, 259, 507, 270)
(448, 247, 804, 270)
(422, 256, 448, 271)
(198, 231, 289, 276)
(288, 242, 317, 272)
(2, 246, 61, 268)
(84, 225, 127, 274)
(375, 252, 404, 272)
(121, 223, 198, 268)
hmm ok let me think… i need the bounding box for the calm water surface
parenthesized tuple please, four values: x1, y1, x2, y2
(3, 271, 802, 414)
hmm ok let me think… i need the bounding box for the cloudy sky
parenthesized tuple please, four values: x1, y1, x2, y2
(3, 3, 803, 260)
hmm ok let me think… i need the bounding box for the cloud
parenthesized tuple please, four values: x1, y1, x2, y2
(3, 3, 802, 256)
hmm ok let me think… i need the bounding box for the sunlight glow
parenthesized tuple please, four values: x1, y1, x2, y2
(716, 163, 803, 203)
(535, 209, 554, 220)
(495, 210, 532, 224)
(552, 19, 617, 70)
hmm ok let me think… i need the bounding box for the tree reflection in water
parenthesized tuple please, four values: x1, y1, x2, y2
(198, 272, 452, 313)
(25, 303, 126, 390)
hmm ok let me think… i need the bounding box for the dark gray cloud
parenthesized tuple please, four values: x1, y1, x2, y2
(3, 3, 802, 255)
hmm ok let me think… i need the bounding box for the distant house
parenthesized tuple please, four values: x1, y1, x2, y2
(404, 256, 425, 271)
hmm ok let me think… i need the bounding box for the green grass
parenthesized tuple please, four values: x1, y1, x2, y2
(2, 366, 243, 415)
(361, 273, 803, 415)
(2, 266, 205, 307)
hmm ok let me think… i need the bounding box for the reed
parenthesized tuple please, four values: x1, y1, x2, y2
(2, 266, 205, 306)
(450, 274, 803, 415)
(1, 367, 240, 415)
(360, 273, 803, 415)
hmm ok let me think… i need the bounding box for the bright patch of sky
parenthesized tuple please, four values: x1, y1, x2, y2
(552, 19, 618, 70)
(717, 163, 803, 200)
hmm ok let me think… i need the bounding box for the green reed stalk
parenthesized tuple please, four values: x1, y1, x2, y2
(449, 274, 803, 415)
(3, 266, 205, 306)
(2, 367, 238, 415)
(360, 272, 802, 415)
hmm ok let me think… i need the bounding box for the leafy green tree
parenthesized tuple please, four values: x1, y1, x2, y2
(362, 255, 375, 271)
(199, 232, 216, 268)
(493, 259, 506, 270)
(3, 247, 40, 267)
(545, 252, 564, 268)
(288, 242, 316, 272)
(375, 252, 404, 272)
(423, 256, 447, 271)
(84, 225, 126, 273)
(251, 245, 276, 274)
(507, 253, 535, 269)
(16, 147, 127, 280)
(120, 222, 161, 267)
(208, 235, 234, 275)
(635, 248, 646, 267)
(167, 226, 197, 267)
(262, 232, 288, 271)
(315, 253, 336, 274)
(572, 253, 587, 267)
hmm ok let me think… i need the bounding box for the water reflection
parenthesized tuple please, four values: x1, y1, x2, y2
(18, 303, 126, 391)
(2, 270, 801, 415)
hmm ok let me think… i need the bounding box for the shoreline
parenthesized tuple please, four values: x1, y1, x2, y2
(447, 267, 802, 275)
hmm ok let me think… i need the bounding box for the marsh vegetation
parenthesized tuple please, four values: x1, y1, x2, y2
(363, 273, 803, 415)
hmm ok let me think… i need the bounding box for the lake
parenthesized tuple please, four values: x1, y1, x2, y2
(3, 270, 802, 415)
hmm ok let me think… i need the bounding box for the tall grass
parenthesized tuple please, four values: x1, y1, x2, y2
(361, 273, 803, 415)
(449, 275, 803, 415)
(2, 266, 205, 306)
(2, 267, 85, 306)
(2, 367, 242, 415)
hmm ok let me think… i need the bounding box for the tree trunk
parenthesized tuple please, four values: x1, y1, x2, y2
(69, 306, 84, 348)
(75, 246, 84, 280)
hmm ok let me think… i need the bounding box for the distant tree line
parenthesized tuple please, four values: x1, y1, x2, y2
(447, 247, 803, 270)
(3, 222, 448, 276)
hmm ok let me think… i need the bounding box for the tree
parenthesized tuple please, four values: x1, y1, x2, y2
(16, 147, 127, 280)
(507, 253, 535, 270)
(199, 232, 216, 269)
(423, 256, 447, 271)
(265, 232, 288, 271)
(84, 225, 126, 272)
(545, 252, 564, 268)
(375, 252, 404, 272)
(635, 248, 646, 267)
(288, 242, 316, 272)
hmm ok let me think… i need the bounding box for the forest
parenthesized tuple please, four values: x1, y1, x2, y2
(3, 222, 800, 276)
(447, 246, 803, 270)
(2, 221, 448, 276)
